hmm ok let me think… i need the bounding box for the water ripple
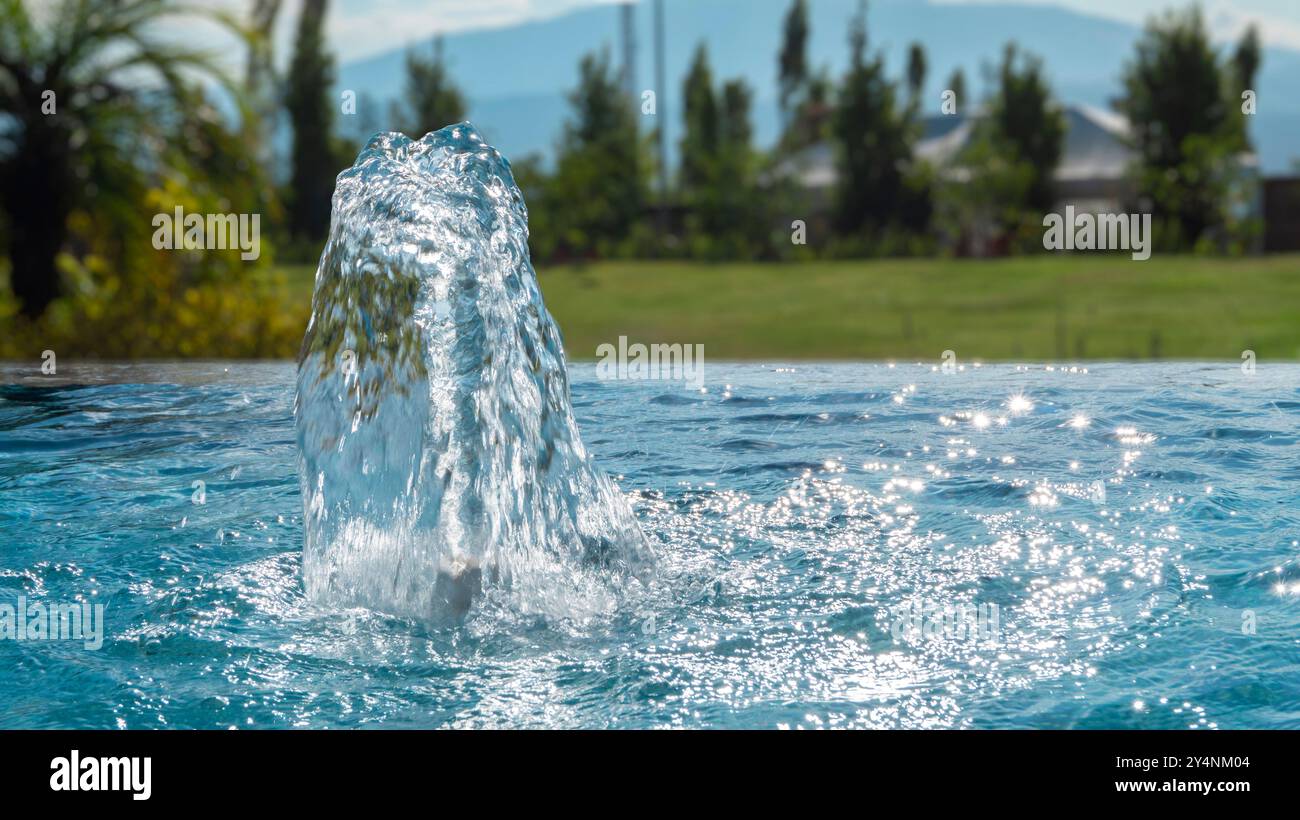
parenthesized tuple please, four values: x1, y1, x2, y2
(1, 361, 1298, 728)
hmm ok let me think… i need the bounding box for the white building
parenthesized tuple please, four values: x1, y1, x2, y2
(775, 103, 1142, 215)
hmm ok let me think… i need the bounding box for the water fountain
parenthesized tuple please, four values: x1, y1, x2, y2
(295, 124, 652, 622)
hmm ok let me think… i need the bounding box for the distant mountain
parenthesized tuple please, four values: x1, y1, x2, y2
(336, 0, 1300, 174)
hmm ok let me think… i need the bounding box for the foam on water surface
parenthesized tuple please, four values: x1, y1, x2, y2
(294, 124, 652, 622)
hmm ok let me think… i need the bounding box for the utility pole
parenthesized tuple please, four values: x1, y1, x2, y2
(621, 2, 636, 101)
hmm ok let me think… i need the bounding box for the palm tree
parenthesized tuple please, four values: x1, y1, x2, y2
(0, 0, 252, 318)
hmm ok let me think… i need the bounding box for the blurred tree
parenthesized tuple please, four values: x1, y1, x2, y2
(1231, 24, 1261, 152)
(535, 49, 647, 260)
(986, 43, 1064, 214)
(776, 0, 835, 153)
(390, 38, 467, 140)
(938, 44, 1061, 254)
(935, 133, 1035, 256)
(284, 0, 338, 242)
(782, 65, 834, 152)
(719, 79, 771, 258)
(1117, 6, 1251, 249)
(720, 81, 754, 161)
(906, 42, 927, 107)
(777, 0, 809, 128)
(42, 86, 293, 358)
(678, 45, 766, 257)
(831, 0, 913, 239)
(703, 78, 765, 258)
(680, 43, 719, 197)
(1233, 24, 1261, 92)
(947, 67, 967, 113)
(0, 0, 250, 318)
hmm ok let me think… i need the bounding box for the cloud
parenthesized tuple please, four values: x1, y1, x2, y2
(325, 0, 624, 61)
(934, 0, 1300, 50)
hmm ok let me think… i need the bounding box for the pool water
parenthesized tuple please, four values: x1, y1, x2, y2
(1, 361, 1298, 729)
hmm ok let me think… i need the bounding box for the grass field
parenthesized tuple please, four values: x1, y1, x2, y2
(278, 255, 1300, 361)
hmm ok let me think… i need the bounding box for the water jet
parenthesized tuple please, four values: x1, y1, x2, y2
(295, 124, 652, 622)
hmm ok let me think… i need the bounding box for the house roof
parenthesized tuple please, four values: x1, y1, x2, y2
(1054, 104, 1134, 181)
(773, 103, 1139, 189)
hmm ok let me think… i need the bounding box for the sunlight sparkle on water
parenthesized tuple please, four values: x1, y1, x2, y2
(6, 361, 1298, 729)
(1007, 394, 1034, 414)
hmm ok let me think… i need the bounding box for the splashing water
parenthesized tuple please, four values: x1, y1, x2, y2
(294, 124, 652, 623)
(5, 360, 1299, 727)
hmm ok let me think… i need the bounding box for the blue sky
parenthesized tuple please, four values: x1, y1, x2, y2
(294, 0, 1300, 62)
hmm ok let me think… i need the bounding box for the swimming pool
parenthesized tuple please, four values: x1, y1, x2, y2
(1, 361, 1297, 728)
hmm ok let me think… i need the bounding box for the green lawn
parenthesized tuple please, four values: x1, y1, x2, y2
(278, 255, 1300, 360)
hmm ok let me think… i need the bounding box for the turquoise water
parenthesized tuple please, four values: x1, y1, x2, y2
(1, 361, 1298, 729)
